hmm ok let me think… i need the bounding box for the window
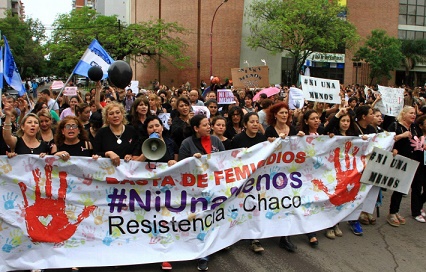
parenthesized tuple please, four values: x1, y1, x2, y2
(399, 30, 407, 39)
(415, 31, 424, 39)
(400, 4, 408, 14)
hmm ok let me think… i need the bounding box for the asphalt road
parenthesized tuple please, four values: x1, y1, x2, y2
(13, 190, 426, 272)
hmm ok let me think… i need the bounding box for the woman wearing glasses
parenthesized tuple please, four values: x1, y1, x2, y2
(54, 116, 98, 159)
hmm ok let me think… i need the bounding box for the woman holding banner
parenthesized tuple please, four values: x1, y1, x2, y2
(264, 102, 300, 141)
(2, 102, 57, 158)
(178, 114, 225, 271)
(411, 114, 426, 222)
(93, 102, 140, 166)
(387, 106, 418, 227)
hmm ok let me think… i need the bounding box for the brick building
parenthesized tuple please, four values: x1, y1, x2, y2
(130, 0, 244, 89)
(130, 0, 426, 88)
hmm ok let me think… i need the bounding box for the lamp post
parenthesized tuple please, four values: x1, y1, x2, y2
(210, 0, 228, 77)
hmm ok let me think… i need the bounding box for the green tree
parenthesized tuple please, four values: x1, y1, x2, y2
(400, 39, 426, 86)
(245, 0, 358, 84)
(0, 11, 46, 78)
(47, 7, 189, 77)
(355, 29, 403, 85)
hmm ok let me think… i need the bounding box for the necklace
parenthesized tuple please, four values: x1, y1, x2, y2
(111, 125, 125, 144)
(22, 137, 40, 154)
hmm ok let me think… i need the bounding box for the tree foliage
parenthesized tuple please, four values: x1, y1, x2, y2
(355, 29, 403, 84)
(400, 39, 426, 86)
(245, 0, 358, 84)
(0, 10, 46, 78)
(47, 7, 189, 77)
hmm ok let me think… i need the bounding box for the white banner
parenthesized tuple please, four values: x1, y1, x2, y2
(360, 147, 419, 194)
(0, 133, 395, 271)
(376, 85, 404, 117)
(288, 87, 305, 109)
(301, 75, 341, 104)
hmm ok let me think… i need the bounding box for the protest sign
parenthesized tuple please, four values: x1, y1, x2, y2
(192, 106, 210, 118)
(360, 147, 419, 194)
(288, 87, 305, 109)
(375, 85, 404, 117)
(127, 80, 139, 94)
(63, 87, 78, 96)
(231, 66, 269, 88)
(157, 112, 171, 130)
(0, 133, 394, 271)
(301, 75, 341, 104)
(217, 89, 235, 104)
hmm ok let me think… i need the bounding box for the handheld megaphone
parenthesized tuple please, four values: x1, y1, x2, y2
(142, 132, 167, 161)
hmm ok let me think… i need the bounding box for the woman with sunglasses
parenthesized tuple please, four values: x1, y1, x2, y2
(54, 116, 98, 160)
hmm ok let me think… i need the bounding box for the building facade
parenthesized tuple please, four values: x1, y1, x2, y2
(0, 0, 25, 19)
(108, 0, 426, 88)
(95, 0, 130, 25)
(130, 0, 244, 89)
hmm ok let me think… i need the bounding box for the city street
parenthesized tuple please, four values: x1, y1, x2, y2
(16, 190, 426, 272)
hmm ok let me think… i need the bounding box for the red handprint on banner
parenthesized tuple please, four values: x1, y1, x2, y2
(19, 164, 96, 243)
(312, 142, 366, 206)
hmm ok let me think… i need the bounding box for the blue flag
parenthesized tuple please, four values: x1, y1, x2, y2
(72, 39, 114, 79)
(3, 36, 25, 96)
(0, 46, 3, 90)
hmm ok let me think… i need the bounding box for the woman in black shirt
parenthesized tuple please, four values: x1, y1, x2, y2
(232, 112, 266, 149)
(55, 116, 97, 159)
(387, 106, 418, 227)
(93, 102, 140, 166)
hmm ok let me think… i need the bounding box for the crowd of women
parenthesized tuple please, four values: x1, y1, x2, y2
(1, 81, 426, 271)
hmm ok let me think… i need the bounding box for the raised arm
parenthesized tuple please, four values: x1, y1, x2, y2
(2, 103, 18, 150)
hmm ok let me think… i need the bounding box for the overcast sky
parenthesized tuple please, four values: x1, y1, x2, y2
(22, 0, 72, 37)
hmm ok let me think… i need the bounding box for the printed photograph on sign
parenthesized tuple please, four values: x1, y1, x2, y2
(192, 106, 210, 118)
(157, 112, 171, 130)
(375, 85, 404, 117)
(288, 87, 305, 109)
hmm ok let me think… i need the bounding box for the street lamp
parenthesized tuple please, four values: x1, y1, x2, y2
(210, 0, 229, 77)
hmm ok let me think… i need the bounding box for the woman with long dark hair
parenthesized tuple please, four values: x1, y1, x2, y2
(224, 106, 244, 140)
(178, 114, 224, 271)
(171, 97, 192, 147)
(129, 97, 153, 142)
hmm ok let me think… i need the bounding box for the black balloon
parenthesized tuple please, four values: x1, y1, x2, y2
(107, 60, 133, 89)
(87, 66, 104, 82)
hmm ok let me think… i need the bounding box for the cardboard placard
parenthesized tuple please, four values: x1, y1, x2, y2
(231, 66, 269, 88)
